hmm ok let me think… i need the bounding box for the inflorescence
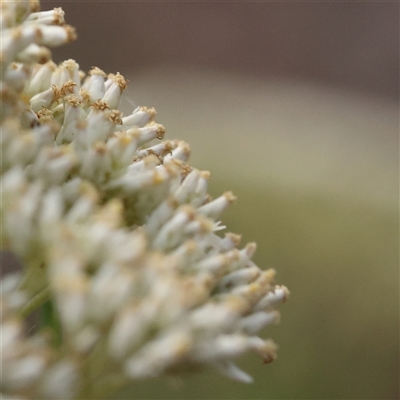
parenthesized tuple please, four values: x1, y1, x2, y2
(0, 2, 289, 399)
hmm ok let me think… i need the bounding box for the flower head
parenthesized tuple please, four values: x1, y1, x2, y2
(0, 1, 289, 399)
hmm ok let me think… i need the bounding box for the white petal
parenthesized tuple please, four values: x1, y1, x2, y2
(213, 360, 253, 383)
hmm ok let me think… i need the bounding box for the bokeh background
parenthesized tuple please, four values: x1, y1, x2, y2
(43, 1, 398, 399)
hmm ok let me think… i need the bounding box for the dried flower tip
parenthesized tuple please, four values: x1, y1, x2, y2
(27, 8, 66, 26)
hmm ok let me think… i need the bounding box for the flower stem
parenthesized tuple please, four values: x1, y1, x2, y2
(20, 287, 50, 318)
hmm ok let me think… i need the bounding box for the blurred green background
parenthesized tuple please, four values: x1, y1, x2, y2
(47, 2, 398, 398)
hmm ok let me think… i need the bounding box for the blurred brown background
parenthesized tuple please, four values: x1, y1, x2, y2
(46, 1, 397, 100)
(42, 1, 398, 399)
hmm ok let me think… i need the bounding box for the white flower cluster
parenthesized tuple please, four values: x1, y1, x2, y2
(0, 1, 289, 399)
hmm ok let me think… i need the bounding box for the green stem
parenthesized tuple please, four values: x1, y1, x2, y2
(20, 287, 50, 317)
